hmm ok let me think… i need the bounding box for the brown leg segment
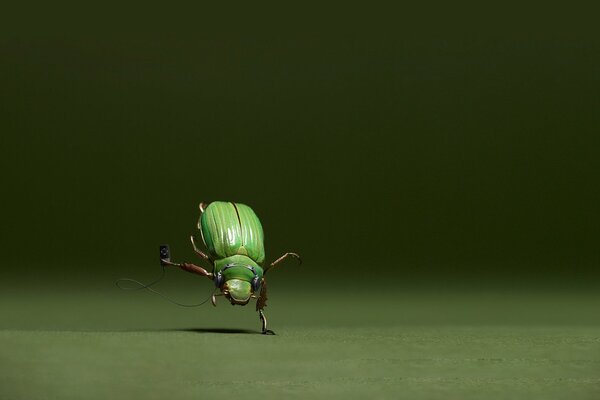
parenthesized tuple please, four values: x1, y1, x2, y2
(199, 202, 208, 213)
(257, 279, 274, 334)
(161, 259, 213, 279)
(264, 252, 302, 274)
(190, 235, 211, 260)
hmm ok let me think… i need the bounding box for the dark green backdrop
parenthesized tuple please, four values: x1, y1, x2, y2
(1, 4, 598, 289)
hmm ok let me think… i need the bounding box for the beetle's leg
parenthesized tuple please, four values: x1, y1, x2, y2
(256, 278, 268, 311)
(264, 252, 302, 274)
(161, 259, 213, 280)
(259, 309, 275, 335)
(199, 202, 208, 214)
(190, 235, 210, 260)
(257, 280, 274, 334)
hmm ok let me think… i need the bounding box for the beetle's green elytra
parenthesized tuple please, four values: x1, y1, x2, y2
(162, 201, 301, 334)
(200, 201, 265, 264)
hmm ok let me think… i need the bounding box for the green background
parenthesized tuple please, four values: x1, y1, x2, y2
(1, 3, 599, 399)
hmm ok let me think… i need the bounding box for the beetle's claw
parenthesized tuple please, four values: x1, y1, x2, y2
(291, 253, 302, 265)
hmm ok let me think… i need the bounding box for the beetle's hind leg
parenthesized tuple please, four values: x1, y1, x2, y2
(198, 202, 208, 213)
(259, 310, 275, 335)
(190, 235, 210, 261)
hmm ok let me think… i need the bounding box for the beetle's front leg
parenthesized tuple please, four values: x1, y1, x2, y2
(264, 252, 302, 274)
(161, 259, 213, 280)
(259, 309, 275, 335)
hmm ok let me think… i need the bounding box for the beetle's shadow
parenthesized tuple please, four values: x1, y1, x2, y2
(169, 328, 260, 335)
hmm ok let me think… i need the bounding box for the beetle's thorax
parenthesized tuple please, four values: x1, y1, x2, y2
(214, 255, 262, 276)
(214, 255, 264, 306)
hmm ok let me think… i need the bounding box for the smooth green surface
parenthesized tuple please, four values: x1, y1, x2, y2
(1, 283, 599, 399)
(2, 327, 599, 400)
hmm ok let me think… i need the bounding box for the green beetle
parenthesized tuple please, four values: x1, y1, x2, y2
(162, 201, 301, 334)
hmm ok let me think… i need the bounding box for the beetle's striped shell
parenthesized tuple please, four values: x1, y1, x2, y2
(199, 201, 265, 265)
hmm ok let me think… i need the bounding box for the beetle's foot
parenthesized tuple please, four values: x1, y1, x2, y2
(259, 309, 274, 335)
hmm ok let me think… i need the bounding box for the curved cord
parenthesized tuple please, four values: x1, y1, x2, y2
(115, 264, 215, 307)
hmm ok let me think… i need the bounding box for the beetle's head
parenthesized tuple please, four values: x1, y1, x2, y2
(222, 279, 252, 305)
(213, 263, 262, 306)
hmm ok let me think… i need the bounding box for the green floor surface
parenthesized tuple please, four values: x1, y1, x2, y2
(1, 285, 599, 399)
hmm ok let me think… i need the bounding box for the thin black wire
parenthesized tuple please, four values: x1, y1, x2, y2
(115, 264, 215, 307)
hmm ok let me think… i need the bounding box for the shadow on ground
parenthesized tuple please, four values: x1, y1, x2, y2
(168, 328, 260, 334)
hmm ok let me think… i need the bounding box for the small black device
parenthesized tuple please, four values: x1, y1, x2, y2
(159, 244, 171, 265)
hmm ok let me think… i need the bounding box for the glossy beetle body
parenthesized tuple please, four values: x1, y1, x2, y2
(201, 202, 265, 305)
(164, 201, 300, 334)
(201, 202, 265, 263)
